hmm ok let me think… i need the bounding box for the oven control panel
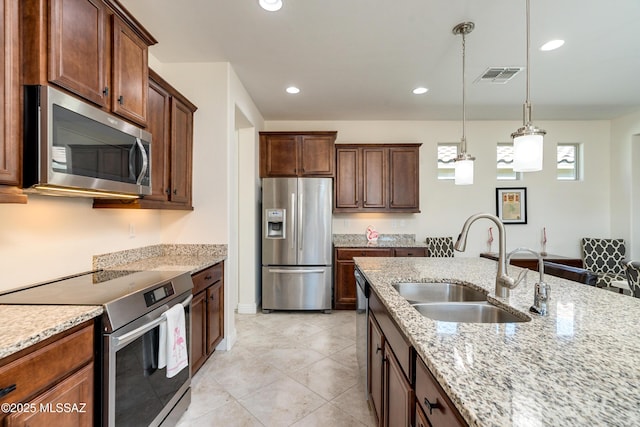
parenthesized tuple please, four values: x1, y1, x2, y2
(144, 282, 176, 307)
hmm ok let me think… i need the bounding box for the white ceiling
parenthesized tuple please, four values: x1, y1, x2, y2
(120, 0, 640, 121)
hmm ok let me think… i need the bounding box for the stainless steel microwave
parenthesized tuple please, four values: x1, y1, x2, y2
(23, 85, 152, 198)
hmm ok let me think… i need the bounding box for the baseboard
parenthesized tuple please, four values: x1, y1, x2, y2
(237, 302, 258, 314)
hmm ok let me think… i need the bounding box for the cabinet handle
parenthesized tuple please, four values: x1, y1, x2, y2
(407, 253, 414, 256)
(423, 397, 441, 415)
(118, 95, 124, 105)
(0, 384, 16, 398)
(376, 345, 381, 354)
(210, 295, 215, 301)
(103, 86, 109, 96)
(204, 275, 212, 280)
(173, 189, 177, 195)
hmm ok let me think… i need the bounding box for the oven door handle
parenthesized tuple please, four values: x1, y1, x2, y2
(112, 294, 193, 349)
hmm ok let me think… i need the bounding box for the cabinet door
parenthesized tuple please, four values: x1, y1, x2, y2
(0, 0, 25, 202)
(362, 147, 386, 209)
(49, 0, 108, 107)
(190, 291, 207, 375)
(144, 74, 171, 202)
(384, 348, 414, 427)
(388, 146, 419, 211)
(170, 97, 193, 205)
(111, 15, 148, 126)
(5, 363, 93, 427)
(260, 134, 299, 177)
(335, 147, 360, 209)
(334, 259, 357, 310)
(368, 314, 384, 426)
(299, 135, 334, 176)
(206, 281, 224, 354)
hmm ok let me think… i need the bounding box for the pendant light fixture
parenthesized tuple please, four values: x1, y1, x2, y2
(453, 22, 475, 185)
(511, 0, 545, 172)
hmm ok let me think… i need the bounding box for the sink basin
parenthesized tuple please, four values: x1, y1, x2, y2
(412, 302, 530, 323)
(392, 282, 487, 303)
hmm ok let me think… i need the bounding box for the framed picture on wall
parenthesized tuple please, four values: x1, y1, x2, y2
(496, 187, 527, 224)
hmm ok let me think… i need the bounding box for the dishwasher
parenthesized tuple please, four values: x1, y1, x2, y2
(355, 267, 368, 399)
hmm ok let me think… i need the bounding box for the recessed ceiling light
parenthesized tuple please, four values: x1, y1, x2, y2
(259, 0, 282, 11)
(286, 86, 300, 94)
(412, 87, 428, 95)
(540, 39, 564, 51)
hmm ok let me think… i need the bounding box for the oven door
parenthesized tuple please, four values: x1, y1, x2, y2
(104, 292, 192, 427)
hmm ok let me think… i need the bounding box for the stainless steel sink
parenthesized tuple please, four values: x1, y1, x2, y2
(392, 282, 487, 303)
(411, 302, 530, 323)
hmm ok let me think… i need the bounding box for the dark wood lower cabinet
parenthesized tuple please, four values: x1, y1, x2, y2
(334, 247, 426, 310)
(191, 262, 224, 375)
(368, 288, 467, 427)
(0, 322, 95, 426)
(368, 294, 413, 427)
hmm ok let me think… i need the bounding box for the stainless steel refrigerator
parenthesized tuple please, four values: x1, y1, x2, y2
(261, 177, 332, 312)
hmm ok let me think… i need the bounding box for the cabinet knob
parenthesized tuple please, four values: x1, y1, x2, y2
(210, 295, 215, 301)
(376, 345, 381, 354)
(204, 275, 212, 280)
(103, 86, 109, 96)
(423, 397, 441, 415)
(173, 189, 177, 195)
(118, 95, 124, 105)
(165, 188, 171, 195)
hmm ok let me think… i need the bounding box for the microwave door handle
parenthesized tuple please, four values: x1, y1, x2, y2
(128, 144, 137, 181)
(135, 137, 149, 185)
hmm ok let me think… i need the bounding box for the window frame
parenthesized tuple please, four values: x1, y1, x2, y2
(437, 142, 460, 181)
(557, 142, 581, 181)
(496, 142, 522, 181)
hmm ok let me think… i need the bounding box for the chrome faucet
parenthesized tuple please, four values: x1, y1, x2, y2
(507, 247, 550, 316)
(454, 213, 523, 298)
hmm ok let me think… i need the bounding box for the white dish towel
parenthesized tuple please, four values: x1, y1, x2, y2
(158, 304, 189, 378)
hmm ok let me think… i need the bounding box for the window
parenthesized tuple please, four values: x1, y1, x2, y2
(437, 143, 459, 180)
(497, 143, 521, 180)
(557, 143, 580, 180)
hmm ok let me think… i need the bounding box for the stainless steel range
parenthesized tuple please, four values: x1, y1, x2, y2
(0, 269, 194, 427)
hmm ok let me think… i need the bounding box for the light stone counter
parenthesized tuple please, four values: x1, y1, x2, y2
(354, 256, 640, 427)
(0, 305, 103, 359)
(0, 244, 227, 362)
(333, 233, 428, 248)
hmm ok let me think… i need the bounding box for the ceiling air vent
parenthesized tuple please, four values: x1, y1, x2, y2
(475, 67, 523, 84)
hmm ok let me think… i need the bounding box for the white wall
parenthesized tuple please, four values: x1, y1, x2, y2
(265, 120, 612, 258)
(0, 197, 162, 290)
(610, 110, 640, 258)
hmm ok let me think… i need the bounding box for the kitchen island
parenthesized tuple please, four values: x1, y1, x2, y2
(355, 256, 640, 427)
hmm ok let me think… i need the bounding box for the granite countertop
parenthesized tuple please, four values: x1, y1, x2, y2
(333, 233, 428, 248)
(0, 244, 227, 362)
(0, 305, 103, 359)
(354, 257, 640, 427)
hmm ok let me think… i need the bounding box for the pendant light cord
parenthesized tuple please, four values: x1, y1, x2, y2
(462, 29, 467, 149)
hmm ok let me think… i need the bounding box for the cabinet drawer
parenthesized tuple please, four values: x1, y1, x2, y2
(415, 357, 466, 427)
(192, 263, 223, 294)
(0, 323, 94, 406)
(336, 248, 393, 260)
(369, 291, 412, 381)
(394, 248, 428, 257)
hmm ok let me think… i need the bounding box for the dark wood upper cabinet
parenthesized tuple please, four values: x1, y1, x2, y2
(0, 0, 27, 203)
(111, 15, 148, 125)
(93, 69, 197, 210)
(259, 131, 337, 177)
(334, 143, 421, 213)
(23, 0, 156, 126)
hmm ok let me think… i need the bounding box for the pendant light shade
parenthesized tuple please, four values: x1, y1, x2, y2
(453, 22, 475, 186)
(512, 0, 545, 172)
(455, 156, 474, 185)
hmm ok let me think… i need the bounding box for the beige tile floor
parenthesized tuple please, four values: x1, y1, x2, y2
(177, 310, 377, 426)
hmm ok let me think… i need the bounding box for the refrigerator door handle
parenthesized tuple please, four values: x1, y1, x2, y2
(268, 269, 325, 274)
(290, 192, 296, 250)
(298, 192, 304, 251)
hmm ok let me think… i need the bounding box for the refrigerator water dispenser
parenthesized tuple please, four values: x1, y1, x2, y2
(265, 209, 286, 238)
